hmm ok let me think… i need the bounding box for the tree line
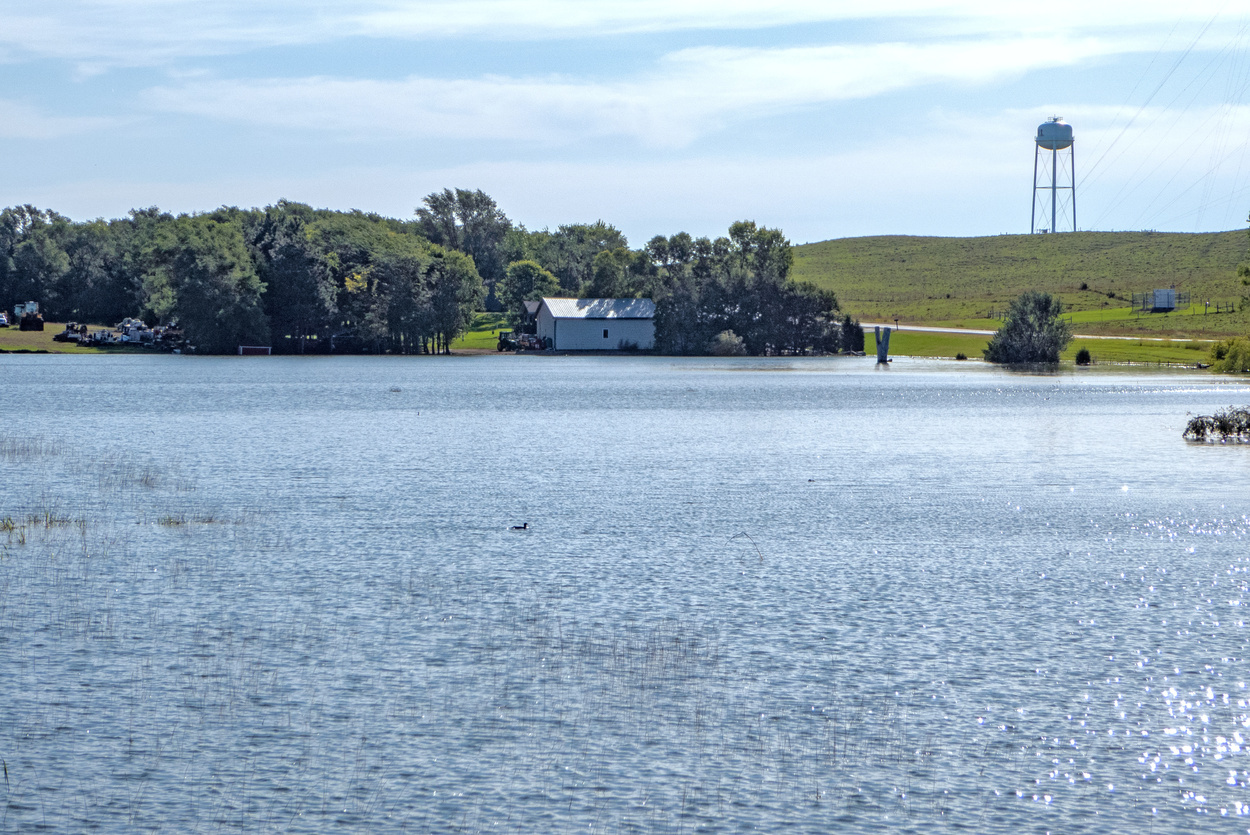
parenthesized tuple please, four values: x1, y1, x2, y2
(0, 189, 862, 355)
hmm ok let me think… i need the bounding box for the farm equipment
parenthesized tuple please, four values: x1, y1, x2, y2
(497, 330, 547, 351)
(53, 323, 89, 343)
(15, 302, 44, 331)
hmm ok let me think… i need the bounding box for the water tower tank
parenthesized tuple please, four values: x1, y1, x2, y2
(1036, 117, 1073, 150)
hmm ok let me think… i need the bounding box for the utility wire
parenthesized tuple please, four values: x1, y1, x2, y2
(1083, 5, 1228, 189)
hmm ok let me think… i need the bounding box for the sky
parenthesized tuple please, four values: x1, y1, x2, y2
(1, 1, 1249, 245)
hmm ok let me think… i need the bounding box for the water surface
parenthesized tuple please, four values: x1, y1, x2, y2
(2, 355, 1249, 832)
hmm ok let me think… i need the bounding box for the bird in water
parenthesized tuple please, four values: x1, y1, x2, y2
(510, 522, 528, 530)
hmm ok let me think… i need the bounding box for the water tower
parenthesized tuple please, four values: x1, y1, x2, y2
(1031, 116, 1075, 233)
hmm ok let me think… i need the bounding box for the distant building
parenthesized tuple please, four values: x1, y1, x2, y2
(535, 297, 656, 351)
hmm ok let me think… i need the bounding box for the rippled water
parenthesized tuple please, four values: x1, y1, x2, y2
(3, 354, 1250, 832)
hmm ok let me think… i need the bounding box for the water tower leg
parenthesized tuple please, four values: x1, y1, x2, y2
(1031, 146, 1039, 234)
(1051, 146, 1058, 234)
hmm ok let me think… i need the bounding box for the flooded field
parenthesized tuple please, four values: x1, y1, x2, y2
(2, 354, 1250, 832)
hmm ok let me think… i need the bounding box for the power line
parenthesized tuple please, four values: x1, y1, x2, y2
(1083, 6, 1229, 190)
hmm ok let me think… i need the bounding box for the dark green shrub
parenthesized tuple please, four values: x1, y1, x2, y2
(1210, 338, 1250, 371)
(1075, 347, 1091, 365)
(983, 291, 1072, 364)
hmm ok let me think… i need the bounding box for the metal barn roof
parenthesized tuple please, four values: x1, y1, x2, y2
(540, 298, 656, 320)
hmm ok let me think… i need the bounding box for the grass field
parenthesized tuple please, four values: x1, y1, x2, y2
(794, 230, 1250, 338)
(0, 324, 125, 354)
(450, 312, 508, 351)
(5, 314, 523, 355)
(871, 328, 1215, 366)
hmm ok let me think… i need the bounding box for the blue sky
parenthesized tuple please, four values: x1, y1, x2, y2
(1, 1, 1248, 244)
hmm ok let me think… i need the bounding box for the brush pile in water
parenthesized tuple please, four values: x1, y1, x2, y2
(1183, 406, 1250, 442)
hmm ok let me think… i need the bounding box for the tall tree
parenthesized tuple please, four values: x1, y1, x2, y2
(426, 247, 483, 353)
(0, 206, 72, 316)
(371, 251, 431, 354)
(498, 260, 558, 327)
(247, 201, 332, 354)
(168, 215, 269, 354)
(415, 189, 511, 309)
(653, 222, 839, 356)
(518, 221, 628, 295)
(60, 220, 134, 324)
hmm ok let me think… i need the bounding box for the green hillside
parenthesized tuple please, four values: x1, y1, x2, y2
(792, 230, 1250, 337)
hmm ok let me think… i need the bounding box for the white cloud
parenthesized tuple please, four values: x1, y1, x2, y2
(0, 99, 116, 139)
(0, 0, 1236, 65)
(141, 35, 1139, 147)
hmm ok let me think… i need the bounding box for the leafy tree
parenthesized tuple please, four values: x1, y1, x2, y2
(416, 188, 511, 308)
(653, 222, 839, 355)
(983, 291, 1072, 363)
(708, 329, 747, 356)
(60, 220, 135, 324)
(840, 314, 865, 353)
(0, 206, 72, 316)
(585, 248, 630, 298)
(426, 247, 484, 353)
(653, 273, 722, 355)
(370, 252, 431, 354)
(168, 215, 269, 354)
(582, 247, 654, 298)
(1210, 337, 1250, 372)
(521, 221, 628, 295)
(498, 260, 558, 327)
(106, 206, 181, 325)
(307, 209, 427, 350)
(246, 201, 332, 354)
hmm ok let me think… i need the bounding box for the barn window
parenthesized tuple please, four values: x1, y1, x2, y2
(603, 329, 609, 339)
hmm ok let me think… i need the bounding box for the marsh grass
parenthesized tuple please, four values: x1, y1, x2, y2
(0, 436, 63, 462)
(157, 513, 221, 526)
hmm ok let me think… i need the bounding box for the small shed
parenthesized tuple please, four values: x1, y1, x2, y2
(536, 297, 656, 351)
(1151, 288, 1176, 312)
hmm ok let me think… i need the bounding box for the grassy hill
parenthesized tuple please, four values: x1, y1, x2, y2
(792, 230, 1250, 337)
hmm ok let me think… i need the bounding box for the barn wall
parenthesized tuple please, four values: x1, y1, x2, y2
(538, 314, 654, 350)
(536, 306, 557, 344)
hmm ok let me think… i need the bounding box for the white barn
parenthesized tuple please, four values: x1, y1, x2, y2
(535, 298, 656, 351)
